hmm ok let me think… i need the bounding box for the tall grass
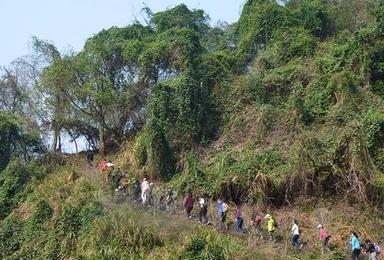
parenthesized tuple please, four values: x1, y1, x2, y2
(76, 208, 163, 259)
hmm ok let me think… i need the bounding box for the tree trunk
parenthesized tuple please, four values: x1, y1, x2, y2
(99, 124, 105, 155)
(74, 138, 78, 154)
(68, 130, 78, 154)
(58, 133, 62, 153)
(52, 130, 58, 152)
(52, 123, 62, 153)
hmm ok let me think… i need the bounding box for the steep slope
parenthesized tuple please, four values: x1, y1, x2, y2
(1, 155, 383, 259)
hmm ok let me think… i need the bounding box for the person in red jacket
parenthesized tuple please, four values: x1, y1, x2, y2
(184, 192, 194, 219)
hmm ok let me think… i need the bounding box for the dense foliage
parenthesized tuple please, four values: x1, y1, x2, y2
(1, 0, 384, 204)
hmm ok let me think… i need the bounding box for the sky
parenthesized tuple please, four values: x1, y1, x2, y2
(0, 0, 246, 67)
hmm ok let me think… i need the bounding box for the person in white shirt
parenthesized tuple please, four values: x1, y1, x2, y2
(141, 178, 150, 205)
(106, 161, 114, 168)
(291, 219, 300, 246)
(198, 195, 209, 224)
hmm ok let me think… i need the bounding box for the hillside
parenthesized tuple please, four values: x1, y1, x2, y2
(1, 0, 384, 259)
(0, 155, 383, 259)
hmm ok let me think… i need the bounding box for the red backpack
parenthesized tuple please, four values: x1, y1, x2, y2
(255, 214, 262, 223)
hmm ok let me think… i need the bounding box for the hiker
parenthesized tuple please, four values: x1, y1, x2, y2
(98, 159, 107, 182)
(153, 186, 163, 209)
(317, 224, 331, 252)
(109, 168, 122, 192)
(106, 160, 114, 168)
(217, 199, 228, 230)
(350, 231, 361, 260)
(98, 158, 106, 170)
(105, 161, 114, 184)
(251, 209, 263, 237)
(141, 177, 150, 206)
(184, 192, 194, 219)
(86, 150, 94, 166)
(166, 187, 174, 213)
(100, 159, 112, 184)
(235, 205, 244, 234)
(156, 188, 165, 210)
(120, 172, 129, 195)
(198, 194, 209, 224)
(291, 219, 300, 247)
(265, 214, 277, 241)
(132, 179, 141, 202)
(365, 239, 380, 260)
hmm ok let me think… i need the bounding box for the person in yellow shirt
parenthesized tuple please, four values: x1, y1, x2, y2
(265, 214, 277, 241)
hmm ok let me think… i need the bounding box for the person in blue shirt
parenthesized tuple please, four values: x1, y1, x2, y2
(217, 199, 223, 228)
(350, 231, 361, 260)
(217, 199, 228, 230)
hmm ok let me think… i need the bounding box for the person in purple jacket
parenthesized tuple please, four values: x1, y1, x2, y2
(184, 192, 194, 219)
(235, 205, 244, 233)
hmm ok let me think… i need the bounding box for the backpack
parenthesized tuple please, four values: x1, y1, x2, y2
(166, 191, 173, 202)
(273, 218, 278, 228)
(222, 203, 229, 213)
(374, 244, 381, 254)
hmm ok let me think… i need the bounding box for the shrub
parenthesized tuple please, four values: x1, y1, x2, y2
(244, 75, 268, 105)
(271, 27, 317, 61)
(24, 199, 53, 239)
(0, 215, 22, 258)
(0, 159, 30, 219)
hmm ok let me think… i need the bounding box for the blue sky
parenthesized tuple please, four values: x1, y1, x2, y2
(0, 0, 246, 67)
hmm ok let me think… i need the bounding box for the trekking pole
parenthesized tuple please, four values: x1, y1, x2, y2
(153, 198, 156, 225)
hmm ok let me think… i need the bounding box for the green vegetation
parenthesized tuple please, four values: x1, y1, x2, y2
(1, 0, 384, 258)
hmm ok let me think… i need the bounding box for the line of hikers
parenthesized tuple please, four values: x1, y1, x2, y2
(95, 158, 381, 260)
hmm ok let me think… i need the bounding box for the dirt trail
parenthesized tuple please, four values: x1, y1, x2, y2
(66, 155, 384, 259)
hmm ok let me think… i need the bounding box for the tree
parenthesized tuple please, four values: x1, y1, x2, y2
(0, 68, 31, 116)
(150, 4, 209, 36)
(286, 0, 335, 39)
(0, 112, 42, 171)
(236, 0, 285, 68)
(30, 37, 68, 152)
(67, 25, 154, 154)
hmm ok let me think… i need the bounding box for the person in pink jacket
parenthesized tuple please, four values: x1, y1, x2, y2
(317, 224, 331, 252)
